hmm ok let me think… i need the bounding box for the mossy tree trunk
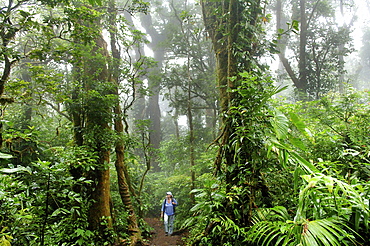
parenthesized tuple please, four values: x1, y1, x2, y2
(201, 0, 270, 232)
(85, 33, 113, 237)
(68, 8, 114, 242)
(108, 2, 142, 244)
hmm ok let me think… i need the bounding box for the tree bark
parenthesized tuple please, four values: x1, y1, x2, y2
(108, 3, 142, 244)
(201, 1, 268, 233)
(201, 1, 230, 117)
(88, 150, 112, 231)
(113, 108, 141, 245)
(85, 33, 113, 237)
(69, 13, 114, 240)
(201, 0, 241, 176)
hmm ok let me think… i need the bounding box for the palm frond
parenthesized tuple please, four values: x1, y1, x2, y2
(301, 218, 355, 246)
(248, 207, 360, 246)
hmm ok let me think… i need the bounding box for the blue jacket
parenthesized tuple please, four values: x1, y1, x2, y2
(161, 198, 178, 216)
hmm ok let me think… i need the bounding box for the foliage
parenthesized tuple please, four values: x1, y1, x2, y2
(182, 71, 287, 245)
(246, 88, 370, 245)
(247, 170, 368, 246)
(1, 0, 370, 245)
(275, 0, 355, 100)
(0, 170, 34, 245)
(185, 79, 370, 245)
(183, 173, 229, 245)
(144, 140, 214, 219)
(159, 136, 191, 172)
(305, 25, 353, 99)
(0, 146, 133, 245)
(249, 207, 354, 246)
(276, 88, 370, 181)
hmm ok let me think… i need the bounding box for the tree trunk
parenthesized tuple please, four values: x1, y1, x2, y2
(174, 109, 180, 140)
(113, 107, 141, 245)
(187, 59, 196, 205)
(20, 66, 32, 130)
(85, 33, 113, 238)
(201, 0, 240, 174)
(205, 108, 217, 140)
(201, 1, 230, 117)
(88, 150, 112, 231)
(201, 1, 268, 235)
(276, 0, 308, 99)
(298, 0, 308, 96)
(108, 3, 142, 244)
(0, 1, 18, 147)
(147, 91, 161, 171)
(68, 13, 114, 240)
(140, 12, 164, 172)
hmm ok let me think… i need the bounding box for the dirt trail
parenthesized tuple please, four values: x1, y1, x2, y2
(144, 217, 186, 246)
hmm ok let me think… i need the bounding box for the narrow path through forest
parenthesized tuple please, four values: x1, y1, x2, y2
(144, 217, 187, 246)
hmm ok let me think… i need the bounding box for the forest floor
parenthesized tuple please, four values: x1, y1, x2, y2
(144, 217, 187, 246)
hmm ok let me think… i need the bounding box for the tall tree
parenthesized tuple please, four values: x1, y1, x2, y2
(199, 0, 274, 244)
(276, 0, 354, 100)
(64, 4, 116, 241)
(107, 0, 151, 243)
(139, 2, 167, 172)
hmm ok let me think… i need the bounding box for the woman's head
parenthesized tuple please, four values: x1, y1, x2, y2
(166, 191, 173, 197)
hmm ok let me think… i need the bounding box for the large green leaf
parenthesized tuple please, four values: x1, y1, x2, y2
(302, 218, 353, 246)
(271, 108, 289, 139)
(289, 112, 314, 142)
(290, 151, 319, 174)
(0, 166, 31, 174)
(248, 216, 354, 246)
(0, 152, 13, 159)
